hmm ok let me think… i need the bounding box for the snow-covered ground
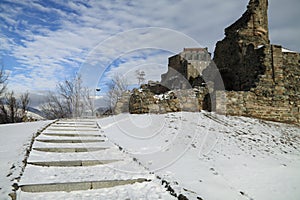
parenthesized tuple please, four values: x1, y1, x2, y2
(1, 112, 299, 200)
(17, 119, 176, 200)
(0, 121, 52, 200)
(98, 112, 300, 200)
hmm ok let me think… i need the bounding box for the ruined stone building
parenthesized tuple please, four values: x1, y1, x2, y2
(207, 0, 300, 123)
(161, 48, 211, 89)
(116, 0, 299, 124)
(210, 0, 270, 91)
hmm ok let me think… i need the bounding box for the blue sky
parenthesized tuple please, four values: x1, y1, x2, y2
(0, 0, 299, 101)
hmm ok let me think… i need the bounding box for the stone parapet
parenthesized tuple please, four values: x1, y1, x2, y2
(128, 88, 209, 114)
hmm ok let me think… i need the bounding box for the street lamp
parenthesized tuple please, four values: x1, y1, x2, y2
(93, 88, 101, 118)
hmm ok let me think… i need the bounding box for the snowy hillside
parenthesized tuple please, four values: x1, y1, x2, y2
(98, 112, 300, 200)
(0, 121, 52, 200)
(0, 112, 299, 200)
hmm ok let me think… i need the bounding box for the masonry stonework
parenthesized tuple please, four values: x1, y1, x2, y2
(213, 0, 300, 123)
(114, 0, 299, 124)
(161, 48, 211, 90)
(114, 91, 131, 115)
(128, 88, 209, 114)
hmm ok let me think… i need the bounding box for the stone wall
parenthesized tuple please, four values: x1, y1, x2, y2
(161, 48, 211, 90)
(114, 91, 131, 115)
(128, 88, 209, 114)
(114, 0, 300, 124)
(210, 0, 300, 124)
(225, 0, 269, 46)
(211, 0, 270, 91)
(166, 54, 187, 77)
(216, 45, 300, 123)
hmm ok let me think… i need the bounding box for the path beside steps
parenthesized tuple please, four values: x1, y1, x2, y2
(16, 119, 174, 199)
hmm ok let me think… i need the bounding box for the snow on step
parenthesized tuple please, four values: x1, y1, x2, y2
(20, 179, 149, 193)
(27, 159, 122, 167)
(57, 119, 95, 122)
(46, 127, 99, 132)
(17, 119, 166, 198)
(27, 147, 124, 162)
(19, 181, 176, 200)
(42, 129, 101, 136)
(32, 147, 108, 153)
(45, 121, 99, 132)
(37, 134, 106, 140)
(43, 132, 102, 137)
(31, 135, 111, 152)
(51, 124, 98, 128)
(32, 140, 111, 148)
(53, 122, 97, 125)
(19, 162, 153, 186)
(36, 139, 105, 143)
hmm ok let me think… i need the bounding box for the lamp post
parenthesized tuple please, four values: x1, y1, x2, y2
(94, 88, 101, 117)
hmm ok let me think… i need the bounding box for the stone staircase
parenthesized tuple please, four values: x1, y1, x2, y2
(16, 119, 174, 199)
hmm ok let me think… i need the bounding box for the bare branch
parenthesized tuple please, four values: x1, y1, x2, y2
(41, 75, 97, 119)
(105, 73, 128, 111)
(0, 67, 8, 97)
(135, 70, 146, 85)
(20, 92, 30, 119)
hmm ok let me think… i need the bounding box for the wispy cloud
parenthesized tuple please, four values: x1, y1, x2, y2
(0, 0, 299, 95)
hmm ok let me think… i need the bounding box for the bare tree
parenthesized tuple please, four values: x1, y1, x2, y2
(42, 75, 95, 119)
(135, 70, 145, 85)
(57, 79, 74, 117)
(20, 92, 30, 120)
(0, 67, 8, 123)
(83, 88, 96, 117)
(41, 91, 69, 119)
(0, 67, 8, 97)
(1, 91, 31, 124)
(0, 103, 9, 123)
(0, 67, 31, 123)
(73, 76, 84, 117)
(7, 91, 18, 123)
(105, 73, 129, 111)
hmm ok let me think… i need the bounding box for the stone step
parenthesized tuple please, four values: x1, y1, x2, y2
(27, 159, 121, 167)
(33, 147, 108, 153)
(57, 120, 95, 123)
(43, 133, 101, 137)
(54, 123, 97, 127)
(20, 179, 148, 193)
(46, 128, 99, 132)
(36, 139, 105, 143)
(51, 124, 98, 128)
(49, 123, 97, 126)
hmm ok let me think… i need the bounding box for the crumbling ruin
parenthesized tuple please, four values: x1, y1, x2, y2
(209, 0, 300, 123)
(115, 0, 299, 124)
(161, 48, 211, 89)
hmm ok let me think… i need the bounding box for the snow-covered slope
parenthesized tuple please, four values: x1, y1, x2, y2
(0, 121, 52, 200)
(98, 112, 300, 200)
(18, 119, 175, 200)
(1, 112, 299, 200)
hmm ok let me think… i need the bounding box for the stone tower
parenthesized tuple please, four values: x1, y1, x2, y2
(160, 48, 211, 90)
(211, 0, 270, 91)
(209, 0, 300, 123)
(225, 0, 269, 46)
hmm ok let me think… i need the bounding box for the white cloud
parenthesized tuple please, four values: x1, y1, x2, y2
(77, 27, 202, 91)
(0, 35, 14, 52)
(104, 51, 171, 84)
(0, 0, 299, 97)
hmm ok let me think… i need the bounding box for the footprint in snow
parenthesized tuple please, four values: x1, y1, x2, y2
(209, 167, 219, 175)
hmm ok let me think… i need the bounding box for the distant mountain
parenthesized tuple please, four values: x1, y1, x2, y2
(96, 106, 111, 115)
(27, 107, 45, 118)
